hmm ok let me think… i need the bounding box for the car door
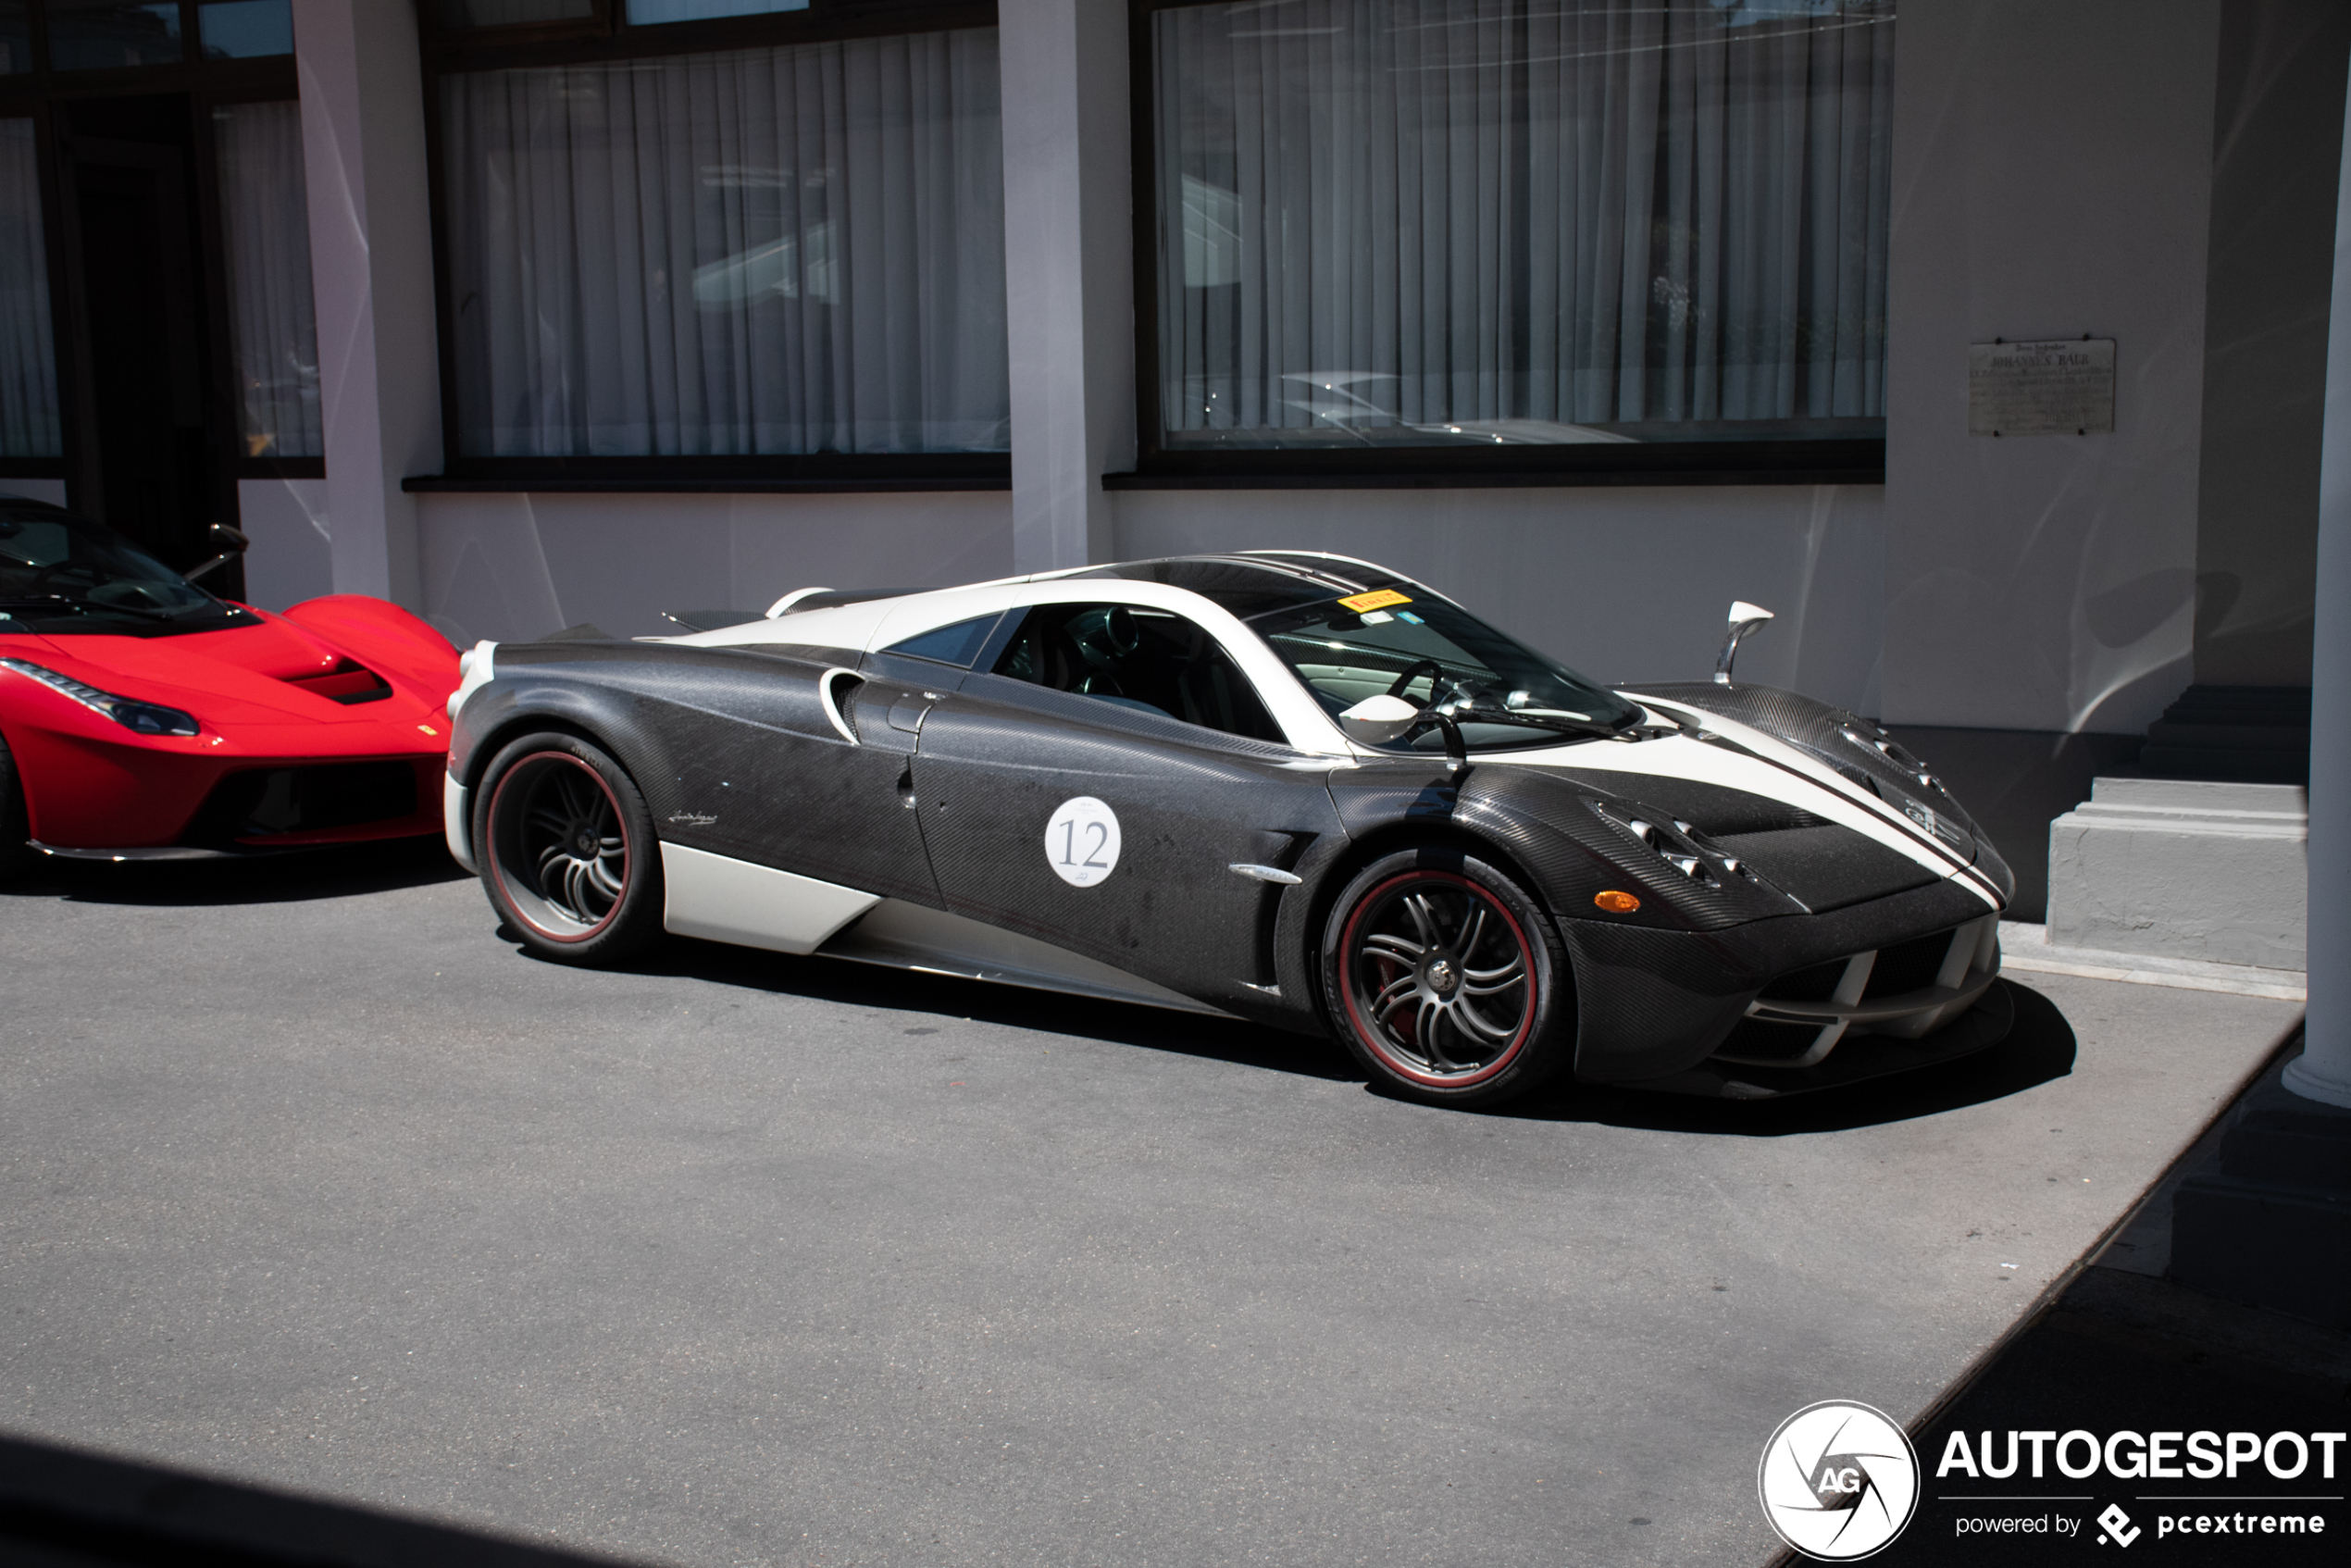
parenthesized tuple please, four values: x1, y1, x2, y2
(909, 600, 1344, 1013)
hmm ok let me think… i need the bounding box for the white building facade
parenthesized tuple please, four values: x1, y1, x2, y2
(0, 0, 2342, 923)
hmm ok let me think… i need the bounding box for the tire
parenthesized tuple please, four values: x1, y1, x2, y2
(1320, 846, 1572, 1107)
(0, 729, 30, 886)
(473, 730, 665, 965)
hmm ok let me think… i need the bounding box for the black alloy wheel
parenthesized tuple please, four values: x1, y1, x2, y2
(1321, 848, 1571, 1106)
(475, 731, 664, 964)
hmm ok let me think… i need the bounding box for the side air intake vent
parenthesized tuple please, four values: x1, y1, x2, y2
(819, 668, 864, 744)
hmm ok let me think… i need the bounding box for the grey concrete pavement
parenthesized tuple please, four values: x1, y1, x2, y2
(0, 844, 2305, 1567)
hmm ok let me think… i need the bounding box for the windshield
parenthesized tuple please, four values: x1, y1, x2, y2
(0, 508, 252, 635)
(1251, 590, 1641, 752)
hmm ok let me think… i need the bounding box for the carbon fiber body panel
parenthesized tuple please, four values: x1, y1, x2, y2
(450, 639, 943, 906)
(913, 672, 1338, 1029)
(1558, 877, 1997, 1080)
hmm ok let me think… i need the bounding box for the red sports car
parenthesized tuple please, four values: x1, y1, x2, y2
(0, 497, 460, 877)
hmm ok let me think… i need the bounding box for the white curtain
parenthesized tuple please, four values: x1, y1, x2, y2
(1155, 0, 1895, 442)
(442, 26, 1010, 458)
(0, 118, 58, 460)
(215, 101, 323, 460)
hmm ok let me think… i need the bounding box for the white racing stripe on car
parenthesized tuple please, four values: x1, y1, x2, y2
(1619, 694, 2004, 909)
(1472, 713, 1997, 910)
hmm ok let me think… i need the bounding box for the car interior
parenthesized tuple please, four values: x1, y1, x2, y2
(993, 603, 1286, 744)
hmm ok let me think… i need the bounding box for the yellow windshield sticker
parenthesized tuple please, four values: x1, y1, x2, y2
(1337, 589, 1412, 614)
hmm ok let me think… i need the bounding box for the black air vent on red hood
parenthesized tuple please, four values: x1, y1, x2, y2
(282, 659, 391, 704)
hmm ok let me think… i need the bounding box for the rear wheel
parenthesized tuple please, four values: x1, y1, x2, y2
(473, 731, 664, 964)
(0, 730, 30, 885)
(1320, 847, 1571, 1107)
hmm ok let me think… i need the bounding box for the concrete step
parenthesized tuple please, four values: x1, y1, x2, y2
(2046, 777, 2307, 968)
(2217, 1105, 2351, 1188)
(2168, 1075, 2351, 1331)
(2171, 1174, 2351, 1329)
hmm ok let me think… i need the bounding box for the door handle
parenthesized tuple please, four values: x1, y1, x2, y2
(887, 691, 945, 733)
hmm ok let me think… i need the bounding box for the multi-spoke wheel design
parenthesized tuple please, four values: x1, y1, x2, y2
(475, 732, 664, 964)
(491, 752, 626, 936)
(1323, 851, 1568, 1103)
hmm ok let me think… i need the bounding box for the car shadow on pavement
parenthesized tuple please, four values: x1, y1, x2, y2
(596, 931, 1371, 1083)
(3, 837, 472, 907)
(1507, 979, 2079, 1136)
(575, 937, 2075, 1122)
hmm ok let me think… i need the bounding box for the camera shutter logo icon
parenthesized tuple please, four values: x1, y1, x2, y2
(1758, 1400, 1921, 1561)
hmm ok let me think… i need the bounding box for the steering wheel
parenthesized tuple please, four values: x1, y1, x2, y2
(1386, 658, 1449, 702)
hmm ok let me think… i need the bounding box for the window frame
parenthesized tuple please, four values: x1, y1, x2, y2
(1119, 0, 1887, 491)
(0, 13, 306, 504)
(416, 0, 1007, 494)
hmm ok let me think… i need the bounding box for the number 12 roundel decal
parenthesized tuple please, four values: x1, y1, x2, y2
(1044, 796, 1122, 888)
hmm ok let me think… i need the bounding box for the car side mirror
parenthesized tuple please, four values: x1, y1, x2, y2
(1714, 600, 1775, 685)
(1337, 693, 1423, 744)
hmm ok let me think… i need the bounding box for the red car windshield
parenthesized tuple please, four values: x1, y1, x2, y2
(0, 505, 253, 636)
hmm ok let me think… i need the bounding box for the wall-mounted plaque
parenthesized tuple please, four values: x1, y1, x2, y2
(1968, 338, 2115, 437)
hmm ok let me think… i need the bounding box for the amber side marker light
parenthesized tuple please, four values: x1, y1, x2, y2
(1594, 890, 1640, 914)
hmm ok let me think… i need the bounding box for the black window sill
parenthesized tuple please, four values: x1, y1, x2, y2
(1103, 467, 1884, 490)
(404, 455, 1011, 495)
(1105, 441, 1885, 490)
(404, 475, 1010, 495)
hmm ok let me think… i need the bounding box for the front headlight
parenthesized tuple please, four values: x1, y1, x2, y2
(0, 657, 201, 737)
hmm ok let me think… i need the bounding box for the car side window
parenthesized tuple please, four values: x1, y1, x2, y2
(993, 603, 1285, 745)
(881, 613, 1001, 668)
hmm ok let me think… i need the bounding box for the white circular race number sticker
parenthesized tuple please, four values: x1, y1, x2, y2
(1044, 796, 1121, 888)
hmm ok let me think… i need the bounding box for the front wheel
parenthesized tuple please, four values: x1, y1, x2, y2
(473, 731, 665, 965)
(1320, 848, 1572, 1107)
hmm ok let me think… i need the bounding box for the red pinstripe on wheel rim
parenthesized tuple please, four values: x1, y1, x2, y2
(1337, 870, 1537, 1089)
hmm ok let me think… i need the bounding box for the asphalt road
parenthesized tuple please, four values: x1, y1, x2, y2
(0, 842, 2305, 1567)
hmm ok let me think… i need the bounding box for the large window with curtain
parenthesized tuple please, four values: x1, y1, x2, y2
(425, 1, 1009, 482)
(1140, 0, 1895, 479)
(213, 98, 319, 460)
(0, 116, 58, 461)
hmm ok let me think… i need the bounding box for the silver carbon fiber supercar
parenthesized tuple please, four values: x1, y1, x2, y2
(442, 552, 2013, 1107)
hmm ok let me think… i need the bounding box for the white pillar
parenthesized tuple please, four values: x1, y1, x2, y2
(2287, 46, 2351, 1109)
(1000, 0, 1134, 574)
(290, 0, 442, 609)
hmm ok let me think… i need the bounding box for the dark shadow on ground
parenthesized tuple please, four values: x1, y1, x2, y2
(578, 927, 1371, 1083)
(523, 929, 2078, 1125)
(1, 837, 469, 908)
(0, 1430, 644, 1568)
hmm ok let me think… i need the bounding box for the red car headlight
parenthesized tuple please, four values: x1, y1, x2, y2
(0, 656, 202, 737)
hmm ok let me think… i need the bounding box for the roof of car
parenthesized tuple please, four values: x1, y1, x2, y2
(1071, 553, 1412, 621)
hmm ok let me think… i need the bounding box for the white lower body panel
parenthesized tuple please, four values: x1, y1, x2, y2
(653, 842, 1229, 1015)
(661, 842, 879, 954)
(444, 777, 476, 873)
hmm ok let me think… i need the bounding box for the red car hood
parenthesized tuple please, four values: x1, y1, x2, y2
(1, 611, 443, 727)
